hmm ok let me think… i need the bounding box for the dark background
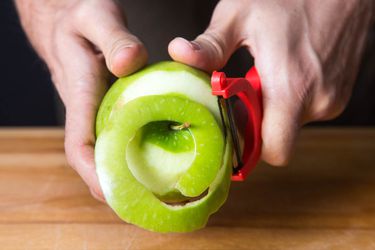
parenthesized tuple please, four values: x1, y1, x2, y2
(1, 0, 374, 126)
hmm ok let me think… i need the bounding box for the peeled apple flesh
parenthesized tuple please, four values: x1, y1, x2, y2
(95, 61, 232, 232)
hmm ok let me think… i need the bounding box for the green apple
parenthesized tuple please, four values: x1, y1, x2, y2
(95, 61, 232, 232)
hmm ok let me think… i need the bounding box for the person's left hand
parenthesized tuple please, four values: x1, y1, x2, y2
(15, 0, 148, 201)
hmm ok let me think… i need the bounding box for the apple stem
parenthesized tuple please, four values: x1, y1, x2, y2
(170, 122, 190, 131)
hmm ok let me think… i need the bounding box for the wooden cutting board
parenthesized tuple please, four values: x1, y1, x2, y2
(0, 128, 374, 250)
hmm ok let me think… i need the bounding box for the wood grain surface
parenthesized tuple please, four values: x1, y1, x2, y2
(0, 128, 374, 250)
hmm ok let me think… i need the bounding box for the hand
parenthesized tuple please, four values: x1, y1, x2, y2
(169, 0, 374, 166)
(15, 0, 148, 201)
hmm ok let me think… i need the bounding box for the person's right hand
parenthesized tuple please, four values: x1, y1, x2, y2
(169, 0, 374, 167)
(15, 0, 148, 201)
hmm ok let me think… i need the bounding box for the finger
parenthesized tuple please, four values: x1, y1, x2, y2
(168, 3, 241, 71)
(74, 1, 147, 77)
(256, 61, 306, 166)
(90, 188, 106, 203)
(56, 36, 108, 199)
(261, 94, 303, 166)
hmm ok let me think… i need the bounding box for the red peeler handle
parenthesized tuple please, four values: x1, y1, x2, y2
(211, 67, 263, 181)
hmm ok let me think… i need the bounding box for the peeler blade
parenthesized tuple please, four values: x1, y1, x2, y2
(211, 67, 263, 181)
(217, 96, 244, 173)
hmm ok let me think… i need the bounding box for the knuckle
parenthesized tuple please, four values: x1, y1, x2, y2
(199, 32, 226, 59)
(261, 131, 295, 167)
(272, 156, 290, 167)
(310, 86, 350, 121)
(71, 1, 124, 32)
(263, 150, 291, 167)
(70, 2, 91, 27)
(261, 116, 299, 167)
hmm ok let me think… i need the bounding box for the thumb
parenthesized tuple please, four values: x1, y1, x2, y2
(168, 21, 240, 72)
(75, 2, 148, 77)
(101, 30, 148, 77)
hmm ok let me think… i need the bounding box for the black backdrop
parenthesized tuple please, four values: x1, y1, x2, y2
(0, 0, 58, 126)
(0, 0, 374, 126)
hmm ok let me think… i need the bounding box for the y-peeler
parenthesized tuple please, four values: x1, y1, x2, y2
(211, 67, 263, 181)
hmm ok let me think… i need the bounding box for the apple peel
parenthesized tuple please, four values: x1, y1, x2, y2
(95, 62, 232, 232)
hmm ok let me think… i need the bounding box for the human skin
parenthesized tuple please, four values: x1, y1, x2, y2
(15, 0, 374, 201)
(15, 0, 148, 201)
(168, 0, 375, 166)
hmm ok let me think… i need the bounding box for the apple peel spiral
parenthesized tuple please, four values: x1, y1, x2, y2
(95, 61, 232, 232)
